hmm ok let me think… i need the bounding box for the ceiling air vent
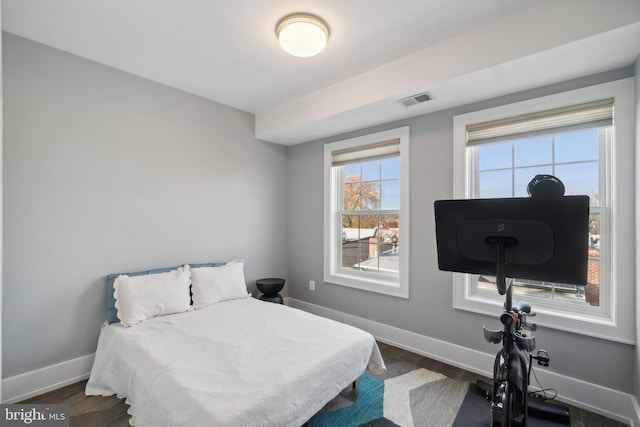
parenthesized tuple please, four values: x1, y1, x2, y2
(397, 92, 433, 107)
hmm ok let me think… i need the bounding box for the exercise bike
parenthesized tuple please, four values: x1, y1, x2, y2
(434, 175, 589, 427)
(481, 243, 536, 427)
(480, 239, 569, 427)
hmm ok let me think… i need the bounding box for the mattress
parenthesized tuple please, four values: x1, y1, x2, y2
(86, 297, 385, 426)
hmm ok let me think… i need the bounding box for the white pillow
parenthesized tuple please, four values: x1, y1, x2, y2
(191, 259, 249, 309)
(113, 265, 191, 327)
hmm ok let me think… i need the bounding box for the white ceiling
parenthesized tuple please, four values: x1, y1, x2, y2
(2, 0, 640, 145)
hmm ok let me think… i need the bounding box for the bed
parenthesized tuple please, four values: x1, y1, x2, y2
(85, 261, 386, 427)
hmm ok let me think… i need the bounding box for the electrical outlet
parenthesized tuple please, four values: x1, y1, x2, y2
(309, 280, 315, 291)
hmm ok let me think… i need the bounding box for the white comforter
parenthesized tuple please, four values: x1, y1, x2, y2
(86, 298, 386, 427)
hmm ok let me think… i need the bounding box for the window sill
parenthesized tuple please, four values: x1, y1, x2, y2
(325, 271, 408, 299)
(453, 281, 634, 345)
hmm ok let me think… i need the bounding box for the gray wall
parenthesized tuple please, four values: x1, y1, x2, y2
(635, 53, 640, 404)
(287, 68, 636, 393)
(2, 33, 288, 378)
(0, 9, 4, 403)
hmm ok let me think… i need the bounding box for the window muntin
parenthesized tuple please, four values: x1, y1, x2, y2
(468, 128, 606, 309)
(452, 79, 635, 344)
(341, 157, 400, 276)
(324, 127, 409, 298)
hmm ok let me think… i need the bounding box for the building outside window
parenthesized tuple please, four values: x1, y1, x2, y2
(452, 79, 634, 344)
(324, 127, 410, 298)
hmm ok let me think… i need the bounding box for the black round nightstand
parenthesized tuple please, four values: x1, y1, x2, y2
(259, 294, 284, 304)
(256, 278, 285, 304)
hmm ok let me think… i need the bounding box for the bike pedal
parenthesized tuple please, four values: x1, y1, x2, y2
(532, 349, 550, 367)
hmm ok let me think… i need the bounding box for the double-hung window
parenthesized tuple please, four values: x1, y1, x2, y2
(324, 127, 410, 298)
(453, 79, 634, 343)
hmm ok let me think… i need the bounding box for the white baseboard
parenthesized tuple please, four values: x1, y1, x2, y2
(288, 298, 639, 426)
(2, 354, 94, 404)
(631, 395, 640, 427)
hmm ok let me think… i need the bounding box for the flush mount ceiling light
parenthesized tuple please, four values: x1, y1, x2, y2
(276, 13, 329, 58)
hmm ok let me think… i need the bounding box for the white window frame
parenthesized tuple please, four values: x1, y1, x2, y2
(324, 127, 410, 298)
(452, 79, 635, 344)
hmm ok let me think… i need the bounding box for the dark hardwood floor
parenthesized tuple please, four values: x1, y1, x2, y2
(19, 341, 627, 426)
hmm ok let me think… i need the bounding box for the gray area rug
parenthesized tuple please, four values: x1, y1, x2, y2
(309, 357, 571, 426)
(308, 359, 471, 427)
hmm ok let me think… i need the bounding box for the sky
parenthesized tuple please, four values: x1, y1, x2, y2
(344, 157, 400, 210)
(477, 128, 600, 204)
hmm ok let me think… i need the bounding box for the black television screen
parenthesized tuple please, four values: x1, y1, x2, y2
(433, 196, 589, 286)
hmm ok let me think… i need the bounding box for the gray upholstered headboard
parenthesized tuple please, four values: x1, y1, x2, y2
(106, 262, 225, 324)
